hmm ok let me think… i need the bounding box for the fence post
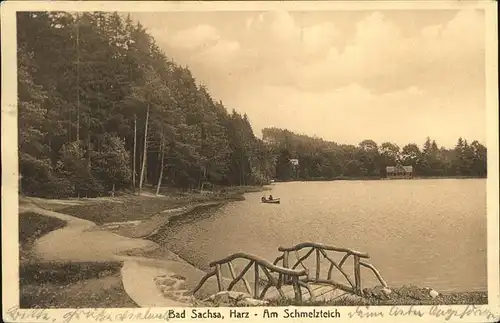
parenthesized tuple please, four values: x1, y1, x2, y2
(353, 255, 361, 294)
(292, 276, 302, 302)
(283, 251, 289, 284)
(254, 263, 260, 299)
(215, 264, 223, 291)
(315, 248, 321, 281)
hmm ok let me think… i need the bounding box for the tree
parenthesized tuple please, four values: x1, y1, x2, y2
(275, 149, 294, 181)
(17, 11, 487, 200)
(380, 142, 400, 175)
(470, 140, 487, 176)
(155, 134, 166, 195)
(92, 133, 131, 190)
(138, 104, 149, 193)
(400, 143, 422, 174)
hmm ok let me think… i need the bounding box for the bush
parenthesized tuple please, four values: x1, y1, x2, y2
(20, 153, 75, 198)
(92, 134, 131, 189)
(73, 169, 105, 198)
(20, 261, 123, 285)
(40, 176, 75, 198)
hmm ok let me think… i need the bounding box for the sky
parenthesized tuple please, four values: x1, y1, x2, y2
(130, 9, 486, 148)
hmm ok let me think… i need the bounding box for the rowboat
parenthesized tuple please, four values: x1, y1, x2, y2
(262, 198, 280, 204)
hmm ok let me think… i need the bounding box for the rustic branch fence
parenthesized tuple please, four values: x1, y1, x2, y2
(273, 242, 387, 295)
(191, 242, 387, 302)
(191, 252, 309, 301)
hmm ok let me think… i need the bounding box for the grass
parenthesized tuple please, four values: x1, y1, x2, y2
(59, 185, 257, 225)
(20, 261, 138, 308)
(266, 291, 488, 306)
(19, 212, 67, 246)
(59, 195, 180, 225)
(19, 212, 67, 264)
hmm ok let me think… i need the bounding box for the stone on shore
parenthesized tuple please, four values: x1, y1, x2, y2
(428, 288, 439, 298)
(363, 285, 393, 300)
(363, 285, 442, 301)
(204, 291, 269, 307)
(394, 285, 440, 300)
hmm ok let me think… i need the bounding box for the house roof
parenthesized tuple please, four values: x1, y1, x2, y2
(386, 165, 413, 172)
(402, 166, 413, 172)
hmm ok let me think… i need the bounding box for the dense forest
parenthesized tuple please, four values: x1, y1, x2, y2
(18, 12, 274, 198)
(18, 12, 487, 198)
(264, 128, 487, 181)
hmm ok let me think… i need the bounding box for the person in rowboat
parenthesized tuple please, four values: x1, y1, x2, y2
(261, 196, 266, 202)
(268, 194, 273, 201)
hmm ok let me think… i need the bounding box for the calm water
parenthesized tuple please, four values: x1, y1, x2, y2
(154, 179, 487, 292)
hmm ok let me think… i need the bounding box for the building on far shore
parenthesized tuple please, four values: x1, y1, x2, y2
(386, 164, 413, 179)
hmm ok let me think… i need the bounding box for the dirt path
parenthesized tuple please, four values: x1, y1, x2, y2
(21, 201, 157, 263)
(20, 199, 219, 307)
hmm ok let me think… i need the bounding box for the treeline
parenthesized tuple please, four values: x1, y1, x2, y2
(263, 128, 487, 181)
(18, 12, 274, 198)
(17, 12, 487, 199)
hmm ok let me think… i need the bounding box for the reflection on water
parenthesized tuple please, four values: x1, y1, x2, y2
(151, 179, 487, 292)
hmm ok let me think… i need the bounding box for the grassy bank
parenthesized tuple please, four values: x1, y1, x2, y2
(19, 212, 138, 308)
(19, 212, 67, 264)
(267, 290, 488, 306)
(20, 261, 137, 308)
(110, 201, 226, 239)
(58, 185, 262, 225)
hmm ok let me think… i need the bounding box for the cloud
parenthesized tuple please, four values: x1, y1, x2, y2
(138, 10, 486, 147)
(168, 24, 220, 51)
(193, 39, 241, 65)
(244, 11, 340, 58)
(301, 22, 339, 55)
(278, 9, 485, 94)
(148, 26, 169, 40)
(231, 80, 483, 147)
(183, 9, 483, 96)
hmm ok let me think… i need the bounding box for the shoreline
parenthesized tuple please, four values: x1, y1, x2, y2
(88, 186, 263, 239)
(273, 176, 486, 183)
(19, 186, 488, 307)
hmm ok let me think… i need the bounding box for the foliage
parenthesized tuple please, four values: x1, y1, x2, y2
(92, 133, 132, 189)
(263, 128, 487, 181)
(17, 12, 273, 197)
(17, 12, 487, 198)
(19, 260, 136, 308)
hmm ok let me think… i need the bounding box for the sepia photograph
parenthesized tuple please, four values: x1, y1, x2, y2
(2, 0, 499, 321)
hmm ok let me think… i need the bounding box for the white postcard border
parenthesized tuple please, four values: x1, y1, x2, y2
(2, 1, 499, 322)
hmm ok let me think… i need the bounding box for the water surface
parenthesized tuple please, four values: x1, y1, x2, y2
(154, 179, 487, 292)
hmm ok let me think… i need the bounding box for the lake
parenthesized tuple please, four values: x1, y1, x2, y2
(153, 179, 487, 292)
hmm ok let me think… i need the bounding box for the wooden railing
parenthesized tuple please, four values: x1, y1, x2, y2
(274, 242, 387, 295)
(191, 243, 388, 302)
(191, 252, 310, 301)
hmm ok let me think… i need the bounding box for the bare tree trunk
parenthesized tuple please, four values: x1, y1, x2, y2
(76, 14, 80, 142)
(138, 105, 149, 193)
(156, 135, 165, 196)
(144, 152, 148, 185)
(68, 109, 72, 142)
(112, 183, 115, 197)
(87, 116, 91, 171)
(87, 113, 91, 170)
(132, 114, 137, 193)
